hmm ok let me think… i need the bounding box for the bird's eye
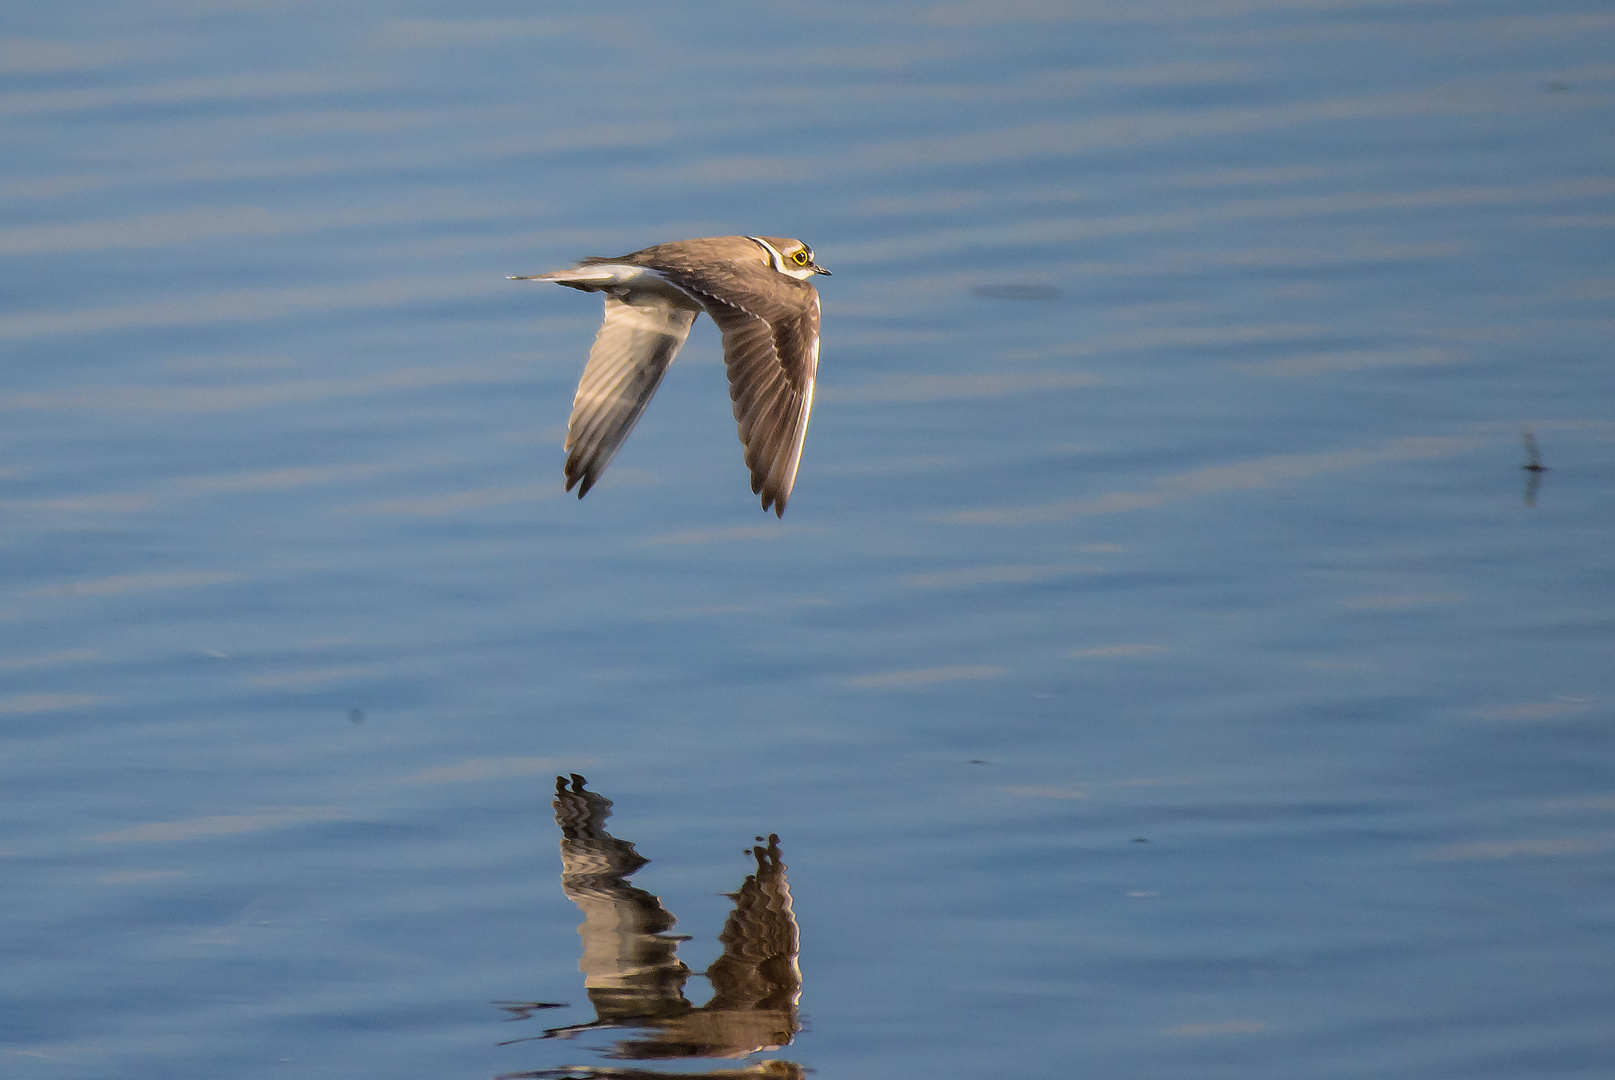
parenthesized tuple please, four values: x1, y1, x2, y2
(792, 249, 810, 265)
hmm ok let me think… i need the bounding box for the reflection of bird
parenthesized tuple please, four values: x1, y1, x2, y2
(510, 237, 830, 516)
(505, 776, 802, 1075)
(1522, 428, 1549, 507)
(498, 1060, 804, 1080)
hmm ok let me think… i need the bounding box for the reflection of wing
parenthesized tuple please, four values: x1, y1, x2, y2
(554, 773, 632, 848)
(564, 298, 699, 497)
(550, 776, 690, 1028)
(707, 835, 801, 1016)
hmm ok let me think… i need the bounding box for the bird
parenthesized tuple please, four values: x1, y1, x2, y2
(510, 235, 830, 517)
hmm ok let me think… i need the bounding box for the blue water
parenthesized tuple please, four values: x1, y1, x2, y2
(4, 2, 1614, 1077)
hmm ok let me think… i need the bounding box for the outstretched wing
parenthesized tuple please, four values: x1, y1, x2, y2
(564, 295, 698, 497)
(671, 280, 819, 517)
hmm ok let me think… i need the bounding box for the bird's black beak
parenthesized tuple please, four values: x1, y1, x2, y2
(813, 265, 832, 276)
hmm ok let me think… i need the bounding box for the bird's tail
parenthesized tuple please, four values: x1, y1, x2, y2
(507, 265, 631, 292)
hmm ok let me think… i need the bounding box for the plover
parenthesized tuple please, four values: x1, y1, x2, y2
(511, 235, 830, 517)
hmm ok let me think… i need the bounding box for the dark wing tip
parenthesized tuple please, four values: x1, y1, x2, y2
(749, 473, 791, 517)
(564, 461, 597, 498)
(760, 487, 788, 517)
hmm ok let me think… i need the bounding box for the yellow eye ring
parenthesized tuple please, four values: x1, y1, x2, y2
(792, 249, 810, 265)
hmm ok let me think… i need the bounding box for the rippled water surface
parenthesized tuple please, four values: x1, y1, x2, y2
(5, 2, 1615, 1077)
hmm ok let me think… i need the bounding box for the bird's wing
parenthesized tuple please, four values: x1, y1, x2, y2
(670, 280, 820, 516)
(564, 295, 698, 497)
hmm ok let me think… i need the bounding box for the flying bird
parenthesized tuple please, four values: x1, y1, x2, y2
(511, 235, 830, 516)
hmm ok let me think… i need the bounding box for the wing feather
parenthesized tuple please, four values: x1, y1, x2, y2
(563, 296, 698, 497)
(664, 279, 820, 516)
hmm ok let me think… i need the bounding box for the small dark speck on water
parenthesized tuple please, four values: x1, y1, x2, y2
(347, 708, 365, 724)
(492, 1001, 567, 1021)
(970, 284, 1061, 300)
(1521, 429, 1549, 506)
(1132, 838, 1149, 843)
(1521, 429, 1548, 472)
(968, 759, 989, 765)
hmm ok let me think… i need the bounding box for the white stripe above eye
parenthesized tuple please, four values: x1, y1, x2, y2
(744, 235, 788, 273)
